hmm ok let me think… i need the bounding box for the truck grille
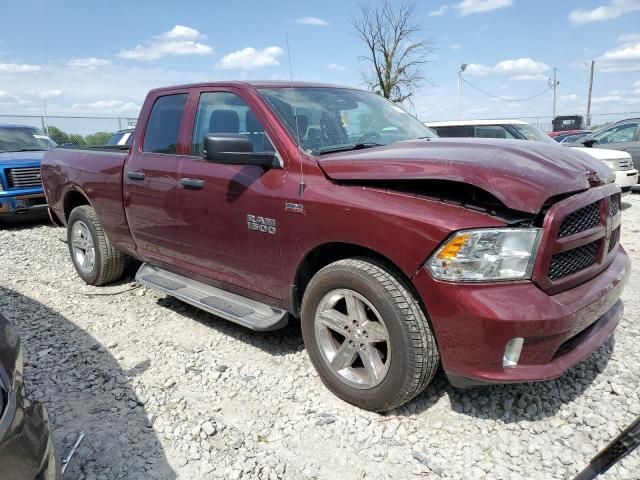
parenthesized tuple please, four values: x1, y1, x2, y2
(6, 167, 42, 189)
(549, 241, 599, 280)
(558, 202, 599, 237)
(541, 190, 622, 286)
(610, 194, 620, 216)
(617, 157, 633, 170)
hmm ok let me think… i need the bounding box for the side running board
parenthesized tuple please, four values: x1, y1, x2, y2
(135, 263, 288, 331)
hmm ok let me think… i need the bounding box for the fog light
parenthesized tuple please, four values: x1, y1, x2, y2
(503, 338, 524, 367)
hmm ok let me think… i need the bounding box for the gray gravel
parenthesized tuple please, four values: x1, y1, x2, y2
(1, 196, 640, 479)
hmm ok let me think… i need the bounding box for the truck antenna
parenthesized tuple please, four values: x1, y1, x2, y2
(286, 33, 305, 196)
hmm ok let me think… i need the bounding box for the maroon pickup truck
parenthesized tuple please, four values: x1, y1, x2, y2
(41, 81, 630, 412)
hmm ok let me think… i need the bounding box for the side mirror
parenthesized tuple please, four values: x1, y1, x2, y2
(203, 134, 280, 168)
(582, 136, 596, 147)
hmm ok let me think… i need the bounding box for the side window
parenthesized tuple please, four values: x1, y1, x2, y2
(143, 94, 187, 154)
(474, 126, 515, 139)
(192, 92, 275, 157)
(434, 126, 468, 138)
(594, 122, 639, 144)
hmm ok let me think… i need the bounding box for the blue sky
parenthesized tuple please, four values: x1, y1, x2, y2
(1, 0, 639, 124)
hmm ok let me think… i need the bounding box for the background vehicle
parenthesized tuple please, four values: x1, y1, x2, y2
(0, 313, 61, 479)
(425, 120, 638, 193)
(42, 81, 629, 412)
(566, 118, 640, 172)
(557, 131, 592, 144)
(0, 125, 54, 220)
(106, 128, 134, 147)
(549, 130, 592, 143)
(552, 115, 584, 132)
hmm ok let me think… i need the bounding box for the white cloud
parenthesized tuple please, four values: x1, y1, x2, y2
(634, 80, 640, 87)
(450, 44, 461, 51)
(455, 0, 512, 15)
(216, 46, 284, 71)
(466, 58, 549, 79)
(429, 5, 449, 16)
(598, 39, 640, 72)
(71, 100, 141, 114)
(35, 89, 63, 99)
(0, 91, 21, 104)
(158, 25, 203, 40)
(569, 0, 640, 25)
(465, 63, 493, 75)
(560, 94, 579, 101)
(296, 16, 330, 26)
(327, 63, 347, 71)
(0, 63, 41, 73)
(118, 25, 213, 61)
(67, 57, 111, 69)
(619, 33, 640, 42)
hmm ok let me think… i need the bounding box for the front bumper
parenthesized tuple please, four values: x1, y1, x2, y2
(413, 246, 630, 387)
(614, 169, 638, 192)
(0, 193, 48, 217)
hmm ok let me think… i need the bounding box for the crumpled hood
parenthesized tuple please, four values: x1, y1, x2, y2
(0, 150, 45, 163)
(317, 138, 615, 214)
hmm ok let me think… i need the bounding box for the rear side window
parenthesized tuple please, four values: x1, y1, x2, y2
(143, 94, 188, 154)
(474, 125, 515, 139)
(433, 126, 470, 138)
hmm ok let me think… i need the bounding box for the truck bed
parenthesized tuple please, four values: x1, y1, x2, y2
(41, 146, 134, 253)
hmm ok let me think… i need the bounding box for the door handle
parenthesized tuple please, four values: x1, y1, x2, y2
(180, 178, 204, 190)
(126, 171, 145, 181)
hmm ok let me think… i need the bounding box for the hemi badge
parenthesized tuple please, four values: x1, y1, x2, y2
(285, 202, 305, 214)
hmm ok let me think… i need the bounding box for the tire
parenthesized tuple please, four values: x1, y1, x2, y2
(67, 205, 125, 286)
(301, 258, 439, 412)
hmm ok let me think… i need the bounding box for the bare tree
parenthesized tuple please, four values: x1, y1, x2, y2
(352, 0, 435, 104)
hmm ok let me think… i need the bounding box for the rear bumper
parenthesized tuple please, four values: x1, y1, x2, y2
(614, 169, 638, 191)
(413, 246, 630, 386)
(0, 193, 48, 217)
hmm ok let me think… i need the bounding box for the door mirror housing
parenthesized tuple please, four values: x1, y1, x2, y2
(202, 134, 280, 168)
(582, 136, 596, 147)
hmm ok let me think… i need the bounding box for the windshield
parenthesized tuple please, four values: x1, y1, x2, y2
(258, 87, 435, 155)
(510, 124, 555, 144)
(0, 126, 56, 153)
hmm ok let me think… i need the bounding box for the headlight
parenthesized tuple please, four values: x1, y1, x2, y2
(426, 228, 541, 281)
(603, 160, 617, 170)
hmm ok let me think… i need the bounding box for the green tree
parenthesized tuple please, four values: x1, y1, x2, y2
(85, 132, 113, 146)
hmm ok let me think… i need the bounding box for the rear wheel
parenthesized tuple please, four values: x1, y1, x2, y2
(67, 205, 125, 285)
(301, 258, 439, 412)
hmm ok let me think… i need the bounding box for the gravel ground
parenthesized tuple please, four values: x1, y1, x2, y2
(1, 197, 639, 480)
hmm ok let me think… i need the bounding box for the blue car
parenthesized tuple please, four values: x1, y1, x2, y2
(0, 125, 56, 221)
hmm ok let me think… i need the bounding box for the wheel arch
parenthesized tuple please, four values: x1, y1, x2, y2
(291, 242, 416, 317)
(63, 188, 92, 221)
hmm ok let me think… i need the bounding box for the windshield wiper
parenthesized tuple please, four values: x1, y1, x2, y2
(8, 148, 44, 152)
(318, 142, 385, 155)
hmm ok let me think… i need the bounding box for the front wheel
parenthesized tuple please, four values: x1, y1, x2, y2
(301, 258, 439, 412)
(67, 205, 125, 285)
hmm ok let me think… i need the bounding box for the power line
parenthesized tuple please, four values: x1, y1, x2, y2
(461, 77, 552, 102)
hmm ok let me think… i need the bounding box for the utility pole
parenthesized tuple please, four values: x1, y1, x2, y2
(456, 63, 467, 120)
(552, 67, 558, 119)
(42, 99, 49, 135)
(586, 60, 595, 128)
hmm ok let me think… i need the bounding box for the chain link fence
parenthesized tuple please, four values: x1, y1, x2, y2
(0, 114, 138, 147)
(436, 111, 640, 133)
(3, 110, 639, 147)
